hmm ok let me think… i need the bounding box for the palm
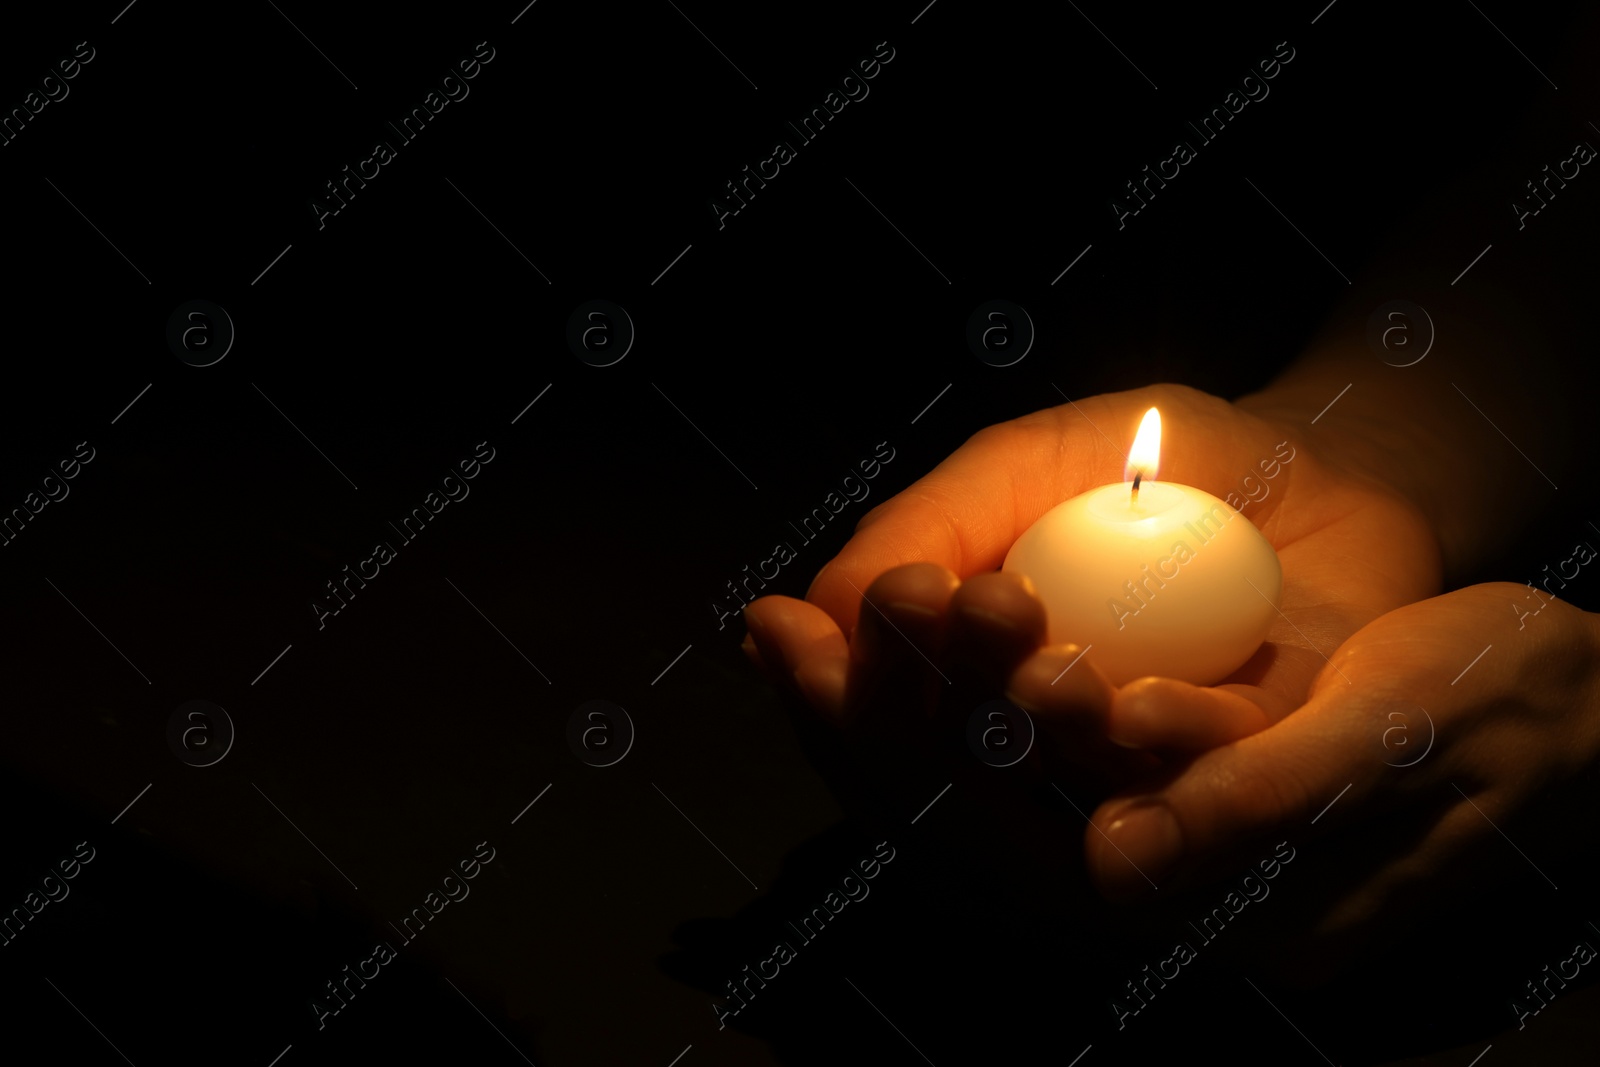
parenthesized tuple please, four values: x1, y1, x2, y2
(744, 383, 1445, 880)
(812, 383, 1440, 723)
(1068, 582, 1600, 976)
(1181, 399, 1443, 724)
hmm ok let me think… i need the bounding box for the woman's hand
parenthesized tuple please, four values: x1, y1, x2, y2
(744, 382, 1445, 819)
(1086, 581, 1600, 979)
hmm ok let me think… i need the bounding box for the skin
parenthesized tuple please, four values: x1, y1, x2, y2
(743, 1, 1599, 983)
(744, 334, 1589, 975)
(1086, 581, 1600, 980)
(753, 380, 1446, 724)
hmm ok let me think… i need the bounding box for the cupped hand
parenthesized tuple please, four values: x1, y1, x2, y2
(1086, 581, 1600, 979)
(744, 382, 1444, 810)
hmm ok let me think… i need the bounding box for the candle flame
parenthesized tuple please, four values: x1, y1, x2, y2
(1125, 407, 1161, 484)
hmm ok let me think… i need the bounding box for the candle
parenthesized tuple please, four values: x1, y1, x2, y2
(1001, 408, 1282, 686)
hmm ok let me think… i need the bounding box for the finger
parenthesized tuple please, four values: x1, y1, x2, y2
(1085, 682, 1384, 901)
(944, 571, 1049, 686)
(743, 595, 849, 721)
(1006, 643, 1116, 738)
(846, 562, 960, 732)
(1240, 798, 1465, 983)
(742, 598, 872, 821)
(1005, 645, 1158, 789)
(1107, 677, 1276, 750)
(806, 386, 1273, 640)
(806, 399, 1141, 639)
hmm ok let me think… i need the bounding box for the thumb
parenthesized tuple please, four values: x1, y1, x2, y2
(1085, 679, 1385, 900)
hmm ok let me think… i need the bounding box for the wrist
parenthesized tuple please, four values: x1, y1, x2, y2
(1237, 363, 1420, 481)
(1237, 375, 1444, 521)
(1236, 338, 1550, 583)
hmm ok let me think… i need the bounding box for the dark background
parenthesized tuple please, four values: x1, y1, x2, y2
(1, 1, 1597, 1064)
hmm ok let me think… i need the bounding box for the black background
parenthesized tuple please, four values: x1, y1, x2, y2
(1, 1, 1597, 1064)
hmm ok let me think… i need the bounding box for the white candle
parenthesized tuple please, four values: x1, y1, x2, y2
(1001, 408, 1282, 686)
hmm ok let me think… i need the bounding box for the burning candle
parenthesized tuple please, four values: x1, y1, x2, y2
(1001, 408, 1282, 686)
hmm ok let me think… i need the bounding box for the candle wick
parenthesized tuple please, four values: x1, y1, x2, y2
(1131, 469, 1142, 502)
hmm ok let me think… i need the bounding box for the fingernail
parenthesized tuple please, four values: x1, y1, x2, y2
(1105, 685, 1159, 749)
(1103, 802, 1182, 893)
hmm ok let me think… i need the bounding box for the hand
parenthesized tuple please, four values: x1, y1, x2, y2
(745, 382, 1444, 814)
(747, 562, 1176, 924)
(1085, 581, 1600, 979)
